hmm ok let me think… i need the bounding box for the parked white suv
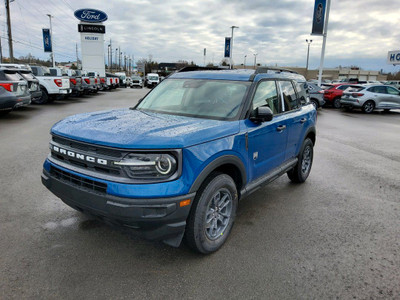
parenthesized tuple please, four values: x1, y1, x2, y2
(341, 85, 400, 113)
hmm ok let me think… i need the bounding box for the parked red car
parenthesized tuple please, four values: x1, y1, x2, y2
(323, 83, 362, 108)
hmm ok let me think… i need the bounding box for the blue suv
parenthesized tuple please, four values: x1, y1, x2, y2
(42, 67, 317, 253)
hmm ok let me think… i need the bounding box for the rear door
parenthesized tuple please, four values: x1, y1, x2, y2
(245, 79, 288, 181)
(279, 80, 312, 160)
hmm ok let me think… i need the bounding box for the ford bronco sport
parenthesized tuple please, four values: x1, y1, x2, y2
(42, 67, 317, 254)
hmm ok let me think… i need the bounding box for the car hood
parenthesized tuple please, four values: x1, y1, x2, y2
(51, 109, 239, 149)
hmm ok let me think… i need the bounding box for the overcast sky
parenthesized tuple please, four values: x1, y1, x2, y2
(1, 0, 399, 73)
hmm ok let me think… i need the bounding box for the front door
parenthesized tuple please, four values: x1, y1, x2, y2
(245, 80, 288, 182)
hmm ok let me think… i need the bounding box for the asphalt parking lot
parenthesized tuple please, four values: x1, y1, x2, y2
(1, 88, 399, 299)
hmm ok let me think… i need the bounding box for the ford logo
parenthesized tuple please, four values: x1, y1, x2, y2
(74, 8, 108, 23)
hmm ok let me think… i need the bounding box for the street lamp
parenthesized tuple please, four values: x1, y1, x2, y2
(253, 53, 258, 69)
(244, 55, 247, 69)
(230, 25, 239, 69)
(305, 39, 313, 71)
(108, 44, 111, 72)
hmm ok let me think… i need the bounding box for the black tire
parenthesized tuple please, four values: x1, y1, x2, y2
(344, 106, 354, 112)
(64, 94, 70, 99)
(311, 99, 319, 109)
(185, 173, 238, 254)
(333, 97, 341, 109)
(384, 109, 390, 113)
(0, 110, 11, 115)
(362, 100, 375, 114)
(287, 138, 314, 183)
(34, 88, 49, 104)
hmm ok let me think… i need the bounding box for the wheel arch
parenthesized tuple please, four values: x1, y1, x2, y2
(305, 126, 316, 146)
(188, 155, 247, 195)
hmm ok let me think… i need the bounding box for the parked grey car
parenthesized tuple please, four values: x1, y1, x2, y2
(307, 83, 325, 108)
(341, 85, 400, 113)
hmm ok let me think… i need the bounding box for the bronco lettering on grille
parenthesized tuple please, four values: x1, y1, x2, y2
(52, 145, 108, 165)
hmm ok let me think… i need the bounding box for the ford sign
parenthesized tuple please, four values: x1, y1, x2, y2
(74, 8, 108, 23)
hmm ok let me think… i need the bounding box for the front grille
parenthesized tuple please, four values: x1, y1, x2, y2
(51, 135, 125, 177)
(50, 166, 107, 194)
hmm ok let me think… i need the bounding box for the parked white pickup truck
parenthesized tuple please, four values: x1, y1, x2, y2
(30, 66, 71, 103)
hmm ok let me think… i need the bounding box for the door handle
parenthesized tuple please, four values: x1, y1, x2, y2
(276, 125, 286, 131)
(300, 118, 307, 124)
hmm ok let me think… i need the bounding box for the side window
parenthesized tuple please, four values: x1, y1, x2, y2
(295, 82, 308, 105)
(337, 85, 348, 90)
(279, 81, 299, 111)
(386, 86, 400, 95)
(373, 86, 386, 94)
(252, 80, 281, 114)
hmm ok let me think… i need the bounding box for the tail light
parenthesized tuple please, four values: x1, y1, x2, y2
(95, 78, 98, 84)
(352, 93, 364, 97)
(70, 78, 77, 85)
(110, 78, 113, 84)
(54, 79, 62, 87)
(318, 90, 324, 94)
(84, 78, 90, 84)
(100, 78, 105, 83)
(0, 83, 13, 92)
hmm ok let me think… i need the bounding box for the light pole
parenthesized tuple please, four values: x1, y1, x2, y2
(115, 48, 118, 71)
(230, 26, 239, 69)
(253, 53, 258, 69)
(47, 14, 55, 67)
(108, 44, 111, 72)
(305, 39, 312, 79)
(244, 55, 247, 69)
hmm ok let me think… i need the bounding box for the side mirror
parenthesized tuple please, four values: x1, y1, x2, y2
(250, 106, 273, 123)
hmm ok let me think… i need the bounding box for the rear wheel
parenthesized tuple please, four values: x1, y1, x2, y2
(362, 100, 375, 114)
(333, 97, 341, 109)
(311, 99, 319, 109)
(34, 88, 49, 104)
(287, 138, 314, 183)
(185, 173, 238, 254)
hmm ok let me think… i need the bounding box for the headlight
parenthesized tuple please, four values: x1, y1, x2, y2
(114, 153, 178, 180)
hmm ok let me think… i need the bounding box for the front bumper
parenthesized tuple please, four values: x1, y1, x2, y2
(41, 166, 196, 246)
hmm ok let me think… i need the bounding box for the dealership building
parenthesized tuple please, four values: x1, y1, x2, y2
(236, 65, 387, 81)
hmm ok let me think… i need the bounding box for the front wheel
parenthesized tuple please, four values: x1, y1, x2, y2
(185, 173, 238, 254)
(287, 138, 314, 183)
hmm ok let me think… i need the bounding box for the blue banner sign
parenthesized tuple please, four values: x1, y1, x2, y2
(224, 37, 231, 58)
(311, 0, 326, 35)
(74, 8, 108, 23)
(42, 28, 52, 52)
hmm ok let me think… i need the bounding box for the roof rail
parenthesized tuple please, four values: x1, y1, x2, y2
(255, 67, 298, 74)
(177, 66, 224, 73)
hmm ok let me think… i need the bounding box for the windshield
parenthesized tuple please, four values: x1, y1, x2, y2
(148, 76, 158, 81)
(136, 79, 250, 120)
(132, 76, 141, 80)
